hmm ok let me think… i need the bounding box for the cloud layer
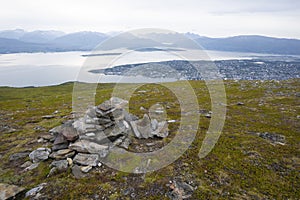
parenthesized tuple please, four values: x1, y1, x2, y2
(1, 0, 299, 38)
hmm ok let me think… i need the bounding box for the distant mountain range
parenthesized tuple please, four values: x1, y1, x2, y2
(0, 29, 300, 55)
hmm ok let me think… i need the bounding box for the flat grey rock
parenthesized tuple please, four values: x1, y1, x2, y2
(49, 149, 75, 159)
(0, 183, 25, 200)
(152, 121, 169, 138)
(61, 126, 78, 141)
(53, 133, 68, 145)
(52, 142, 69, 151)
(69, 140, 89, 153)
(50, 160, 68, 171)
(73, 153, 99, 166)
(49, 125, 63, 136)
(25, 183, 46, 198)
(9, 152, 30, 161)
(29, 148, 51, 163)
(23, 163, 39, 171)
(138, 115, 151, 138)
(72, 165, 87, 179)
(80, 165, 92, 173)
(20, 161, 32, 168)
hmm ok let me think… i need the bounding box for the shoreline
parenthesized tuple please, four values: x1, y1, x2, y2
(0, 78, 299, 89)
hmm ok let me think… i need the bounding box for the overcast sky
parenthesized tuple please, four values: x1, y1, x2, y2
(1, 0, 299, 38)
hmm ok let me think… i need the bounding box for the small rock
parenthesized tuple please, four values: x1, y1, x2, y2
(167, 180, 194, 200)
(53, 133, 68, 145)
(20, 161, 32, 168)
(72, 165, 87, 179)
(131, 193, 136, 198)
(52, 143, 69, 151)
(69, 140, 109, 157)
(249, 131, 286, 144)
(9, 152, 30, 161)
(34, 126, 45, 131)
(259, 132, 286, 144)
(50, 160, 68, 171)
(80, 165, 92, 173)
(130, 114, 152, 138)
(39, 134, 54, 141)
(25, 183, 46, 198)
(73, 120, 98, 134)
(42, 115, 55, 119)
(47, 167, 58, 177)
(37, 138, 45, 143)
(7, 128, 17, 133)
(0, 183, 25, 200)
(237, 102, 244, 106)
(29, 148, 51, 163)
(61, 126, 79, 142)
(86, 106, 97, 118)
(23, 163, 39, 171)
(49, 149, 75, 160)
(205, 113, 211, 118)
(69, 140, 89, 153)
(151, 119, 158, 130)
(111, 108, 125, 120)
(49, 125, 63, 136)
(86, 132, 96, 137)
(140, 106, 147, 112)
(98, 117, 113, 125)
(97, 100, 114, 112)
(152, 121, 169, 138)
(146, 142, 155, 146)
(67, 158, 73, 166)
(73, 153, 99, 166)
(123, 120, 130, 129)
(123, 187, 134, 196)
(119, 137, 131, 149)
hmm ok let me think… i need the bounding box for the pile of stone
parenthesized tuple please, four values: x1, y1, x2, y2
(247, 131, 286, 145)
(167, 180, 194, 200)
(29, 97, 169, 177)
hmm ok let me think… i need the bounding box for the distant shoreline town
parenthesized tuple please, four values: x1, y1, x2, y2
(89, 59, 300, 81)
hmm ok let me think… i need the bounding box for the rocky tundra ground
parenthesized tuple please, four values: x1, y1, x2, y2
(0, 79, 299, 199)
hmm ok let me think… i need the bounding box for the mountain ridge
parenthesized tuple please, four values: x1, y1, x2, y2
(0, 29, 300, 55)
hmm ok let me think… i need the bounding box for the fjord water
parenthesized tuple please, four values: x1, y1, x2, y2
(0, 50, 289, 87)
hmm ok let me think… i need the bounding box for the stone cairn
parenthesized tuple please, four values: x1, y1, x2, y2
(29, 97, 169, 177)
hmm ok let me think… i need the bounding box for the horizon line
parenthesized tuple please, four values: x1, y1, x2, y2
(0, 28, 300, 40)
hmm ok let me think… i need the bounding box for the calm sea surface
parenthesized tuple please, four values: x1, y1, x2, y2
(0, 50, 287, 87)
